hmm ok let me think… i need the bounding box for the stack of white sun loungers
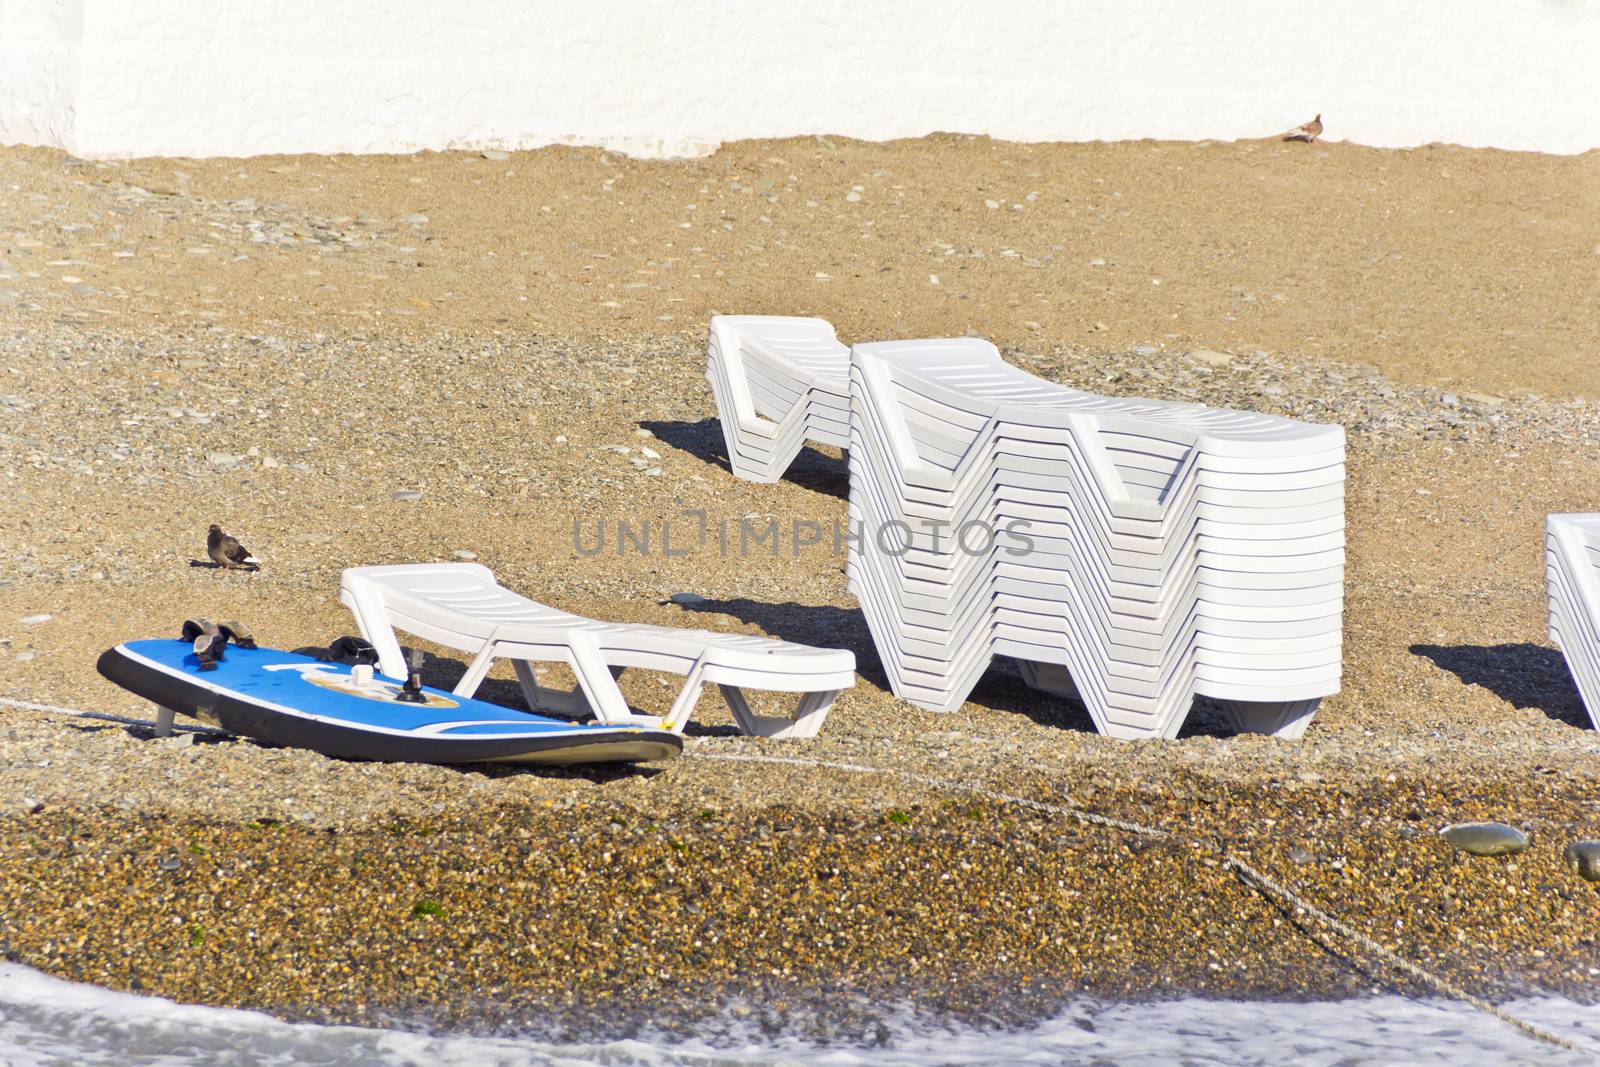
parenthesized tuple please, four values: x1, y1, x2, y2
(706, 315, 851, 482)
(1545, 514, 1600, 730)
(845, 338, 1346, 740)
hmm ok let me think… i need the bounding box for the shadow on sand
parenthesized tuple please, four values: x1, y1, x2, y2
(640, 418, 849, 499)
(1409, 642, 1589, 729)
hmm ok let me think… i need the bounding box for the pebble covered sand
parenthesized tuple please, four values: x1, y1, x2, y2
(2, 136, 1600, 1039)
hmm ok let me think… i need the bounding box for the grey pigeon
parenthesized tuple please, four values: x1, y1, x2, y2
(207, 524, 260, 570)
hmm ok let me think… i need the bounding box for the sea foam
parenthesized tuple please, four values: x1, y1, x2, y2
(2, 963, 1598, 1066)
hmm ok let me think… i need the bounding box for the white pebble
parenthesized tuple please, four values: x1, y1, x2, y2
(451, 550, 478, 561)
(19, 614, 51, 625)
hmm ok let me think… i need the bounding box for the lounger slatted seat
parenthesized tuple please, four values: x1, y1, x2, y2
(707, 315, 850, 482)
(1546, 514, 1600, 730)
(341, 564, 855, 738)
(846, 338, 1345, 740)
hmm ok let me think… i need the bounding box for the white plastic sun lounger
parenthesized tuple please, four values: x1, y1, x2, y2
(340, 564, 855, 738)
(707, 315, 851, 482)
(846, 337, 1344, 741)
(1546, 514, 1600, 730)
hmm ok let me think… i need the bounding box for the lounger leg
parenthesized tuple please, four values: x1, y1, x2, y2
(153, 705, 177, 738)
(718, 684, 836, 739)
(510, 659, 589, 717)
(776, 690, 836, 740)
(1215, 698, 1320, 740)
(451, 644, 499, 698)
(565, 632, 646, 725)
(661, 652, 710, 735)
(1017, 660, 1079, 701)
(343, 583, 410, 681)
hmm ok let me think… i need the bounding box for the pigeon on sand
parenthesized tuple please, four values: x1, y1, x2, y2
(1283, 114, 1323, 143)
(207, 524, 260, 571)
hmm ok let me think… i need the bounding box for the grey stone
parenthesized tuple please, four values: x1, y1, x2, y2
(391, 490, 423, 502)
(481, 150, 510, 161)
(1288, 846, 1313, 864)
(1563, 841, 1600, 882)
(669, 592, 706, 606)
(1439, 821, 1527, 856)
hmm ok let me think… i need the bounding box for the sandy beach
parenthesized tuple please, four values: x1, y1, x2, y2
(2, 135, 1600, 1038)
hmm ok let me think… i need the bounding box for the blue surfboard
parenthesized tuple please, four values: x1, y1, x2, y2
(97, 639, 681, 765)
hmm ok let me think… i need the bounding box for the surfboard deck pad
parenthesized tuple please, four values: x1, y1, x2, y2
(97, 639, 681, 765)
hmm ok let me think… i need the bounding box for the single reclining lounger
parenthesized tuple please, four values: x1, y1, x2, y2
(341, 563, 855, 738)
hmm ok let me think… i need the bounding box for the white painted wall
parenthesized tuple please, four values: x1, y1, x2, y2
(0, 0, 79, 148)
(3, 0, 1599, 158)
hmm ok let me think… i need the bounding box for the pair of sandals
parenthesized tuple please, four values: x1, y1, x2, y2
(181, 618, 257, 670)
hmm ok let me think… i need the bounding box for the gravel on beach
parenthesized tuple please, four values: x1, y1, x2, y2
(2, 136, 1600, 1036)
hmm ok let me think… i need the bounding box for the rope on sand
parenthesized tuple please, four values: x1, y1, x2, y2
(1219, 856, 1589, 1057)
(691, 749, 1594, 1059)
(1, 700, 1588, 1056)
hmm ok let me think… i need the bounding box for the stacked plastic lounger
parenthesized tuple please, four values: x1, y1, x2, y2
(846, 338, 1345, 741)
(706, 315, 850, 482)
(341, 563, 856, 739)
(1546, 514, 1600, 730)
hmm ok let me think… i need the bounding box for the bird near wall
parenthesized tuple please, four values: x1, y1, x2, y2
(207, 524, 261, 571)
(1283, 114, 1323, 143)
